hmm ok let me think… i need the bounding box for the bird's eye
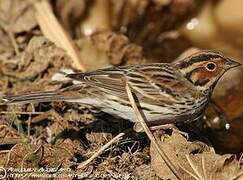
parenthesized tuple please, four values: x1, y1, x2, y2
(206, 62, 216, 71)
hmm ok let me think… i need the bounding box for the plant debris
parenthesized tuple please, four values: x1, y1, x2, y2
(0, 0, 243, 179)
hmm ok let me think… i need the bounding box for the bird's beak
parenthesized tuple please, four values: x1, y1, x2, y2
(225, 58, 241, 69)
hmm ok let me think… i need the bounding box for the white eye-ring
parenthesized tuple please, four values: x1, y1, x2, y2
(206, 62, 217, 71)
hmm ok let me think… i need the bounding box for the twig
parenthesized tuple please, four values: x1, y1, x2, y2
(0, 150, 10, 154)
(0, 138, 22, 146)
(27, 103, 35, 137)
(32, 0, 86, 71)
(7, 31, 20, 55)
(0, 111, 44, 115)
(77, 129, 129, 169)
(231, 172, 243, 180)
(125, 81, 182, 180)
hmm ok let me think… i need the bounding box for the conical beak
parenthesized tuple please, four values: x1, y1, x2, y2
(225, 58, 241, 69)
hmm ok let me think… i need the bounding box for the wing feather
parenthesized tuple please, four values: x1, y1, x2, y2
(66, 64, 195, 106)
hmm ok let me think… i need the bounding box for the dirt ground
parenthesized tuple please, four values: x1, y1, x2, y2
(0, 0, 243, 179)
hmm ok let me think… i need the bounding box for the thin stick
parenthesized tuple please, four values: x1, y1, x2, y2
(32, 0, 86, 71)
(0, 138, 22, 146)
(125, 81, 182, 180)
(0, 111, 44, 115)
(27, 103, 35, 137)
(0, 150, 10, 154)
(77, 130, 128, 169)
(7, 31, 20, 55)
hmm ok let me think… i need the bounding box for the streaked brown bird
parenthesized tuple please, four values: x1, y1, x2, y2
(1, 50, 241, 128)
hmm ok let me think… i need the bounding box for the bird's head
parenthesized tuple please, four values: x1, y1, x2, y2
(174, 50, 241, 91)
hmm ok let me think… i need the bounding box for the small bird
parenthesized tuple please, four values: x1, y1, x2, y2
(1, 50, 241, 128)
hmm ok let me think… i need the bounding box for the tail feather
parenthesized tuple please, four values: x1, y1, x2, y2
(1, 90, 66, 105)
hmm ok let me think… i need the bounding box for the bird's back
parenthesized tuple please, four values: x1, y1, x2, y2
(65, 63, 208, 124)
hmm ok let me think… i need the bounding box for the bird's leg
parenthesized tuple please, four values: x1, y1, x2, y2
(133, 122, 189, 139)
(150, 124, 189, 140)
(149, 123, 176, 130)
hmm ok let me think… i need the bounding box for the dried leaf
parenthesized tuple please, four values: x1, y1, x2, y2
(150, 129, 243, 180)
(0, 0, 37, 33)
(0, 36, 73, 92)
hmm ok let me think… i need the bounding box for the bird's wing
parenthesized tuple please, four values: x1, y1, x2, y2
(66, 64, 191, 105)
(126, 65, 189, 104)
(66, 67, 128, 98)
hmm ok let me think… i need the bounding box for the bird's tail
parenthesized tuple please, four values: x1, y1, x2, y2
(1, 90, 68, 105)
(0, 69, 86, 105)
